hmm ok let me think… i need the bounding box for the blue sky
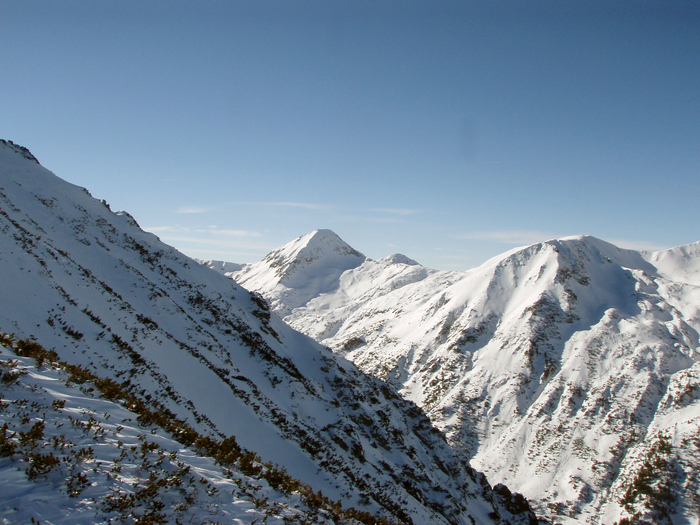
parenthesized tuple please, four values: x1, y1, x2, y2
(2, 1, 699, 270)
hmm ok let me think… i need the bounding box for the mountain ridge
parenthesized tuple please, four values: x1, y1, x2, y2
(223, 229, 700, 524)
(0, 140, 538, 525)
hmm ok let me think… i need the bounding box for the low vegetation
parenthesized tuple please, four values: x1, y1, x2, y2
(0, 332, 399, 524)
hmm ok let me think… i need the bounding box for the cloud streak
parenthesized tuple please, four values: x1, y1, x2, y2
(455, 230, 557, 245)
(177, 206, 212, 214)
(154, 235, 273, 251)
(207, 228, 261, 237)
(239, 201, 334, 211)
(144, 225, 262, 238)
(367, 208, 419, 216)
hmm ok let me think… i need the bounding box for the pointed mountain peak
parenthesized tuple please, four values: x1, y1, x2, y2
(234, 230, 366, 314)
(261, 229, 365, 282)
(281, 229, 363, 257)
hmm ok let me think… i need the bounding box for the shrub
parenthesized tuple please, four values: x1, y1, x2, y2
(26, 452, 61, 479)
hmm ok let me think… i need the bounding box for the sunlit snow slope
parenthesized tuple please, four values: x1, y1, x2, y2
(0, 140, 538, 525)
(0, 342, 372, 525)
(229, 229, 700, 525)
(233, 229, 367, 317)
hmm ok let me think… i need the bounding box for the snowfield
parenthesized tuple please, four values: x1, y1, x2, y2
(223, 229, 700, 525)
(0, 341, 367, 525)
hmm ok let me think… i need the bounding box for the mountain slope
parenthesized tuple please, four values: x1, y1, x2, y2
(229, 230, 700, 524)
(195, 258, 246, 277)
(0, 338, 383, 525)
(0, 140, 537, 525)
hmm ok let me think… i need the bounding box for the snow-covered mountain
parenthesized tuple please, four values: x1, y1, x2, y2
(195, 258, 246, 277)
(226, 229, 700, 524)
(0, 140, 538, 524)
(232, 229, 367, 318)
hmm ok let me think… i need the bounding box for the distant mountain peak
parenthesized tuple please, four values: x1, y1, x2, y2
(262, 229, 365, 280)
(195, 258, 246, 277)
(233, 230, 366, 314)
(307, 228, 341, 240)
(379, 253, 420, 266)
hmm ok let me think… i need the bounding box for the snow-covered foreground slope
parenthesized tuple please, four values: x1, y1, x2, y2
(0, 340, 373, 525)
(0, 140, 538, 525)
(228, 230, 700, 524)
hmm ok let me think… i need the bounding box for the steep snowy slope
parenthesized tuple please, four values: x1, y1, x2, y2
(0, 339, 382, 525)
(0, 140, 537, 525)
(229, 230, 700, 525)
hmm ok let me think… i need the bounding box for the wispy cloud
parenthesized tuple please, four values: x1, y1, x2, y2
(181, 248, 262, 259)
(336, 214, 405, 224)
(177, 206, 212, 214)
(455, 230, 557, 245)
(145, 225, 261, 238)
(144, 225, 178, 233)
(367, 208, 419, 216)
(154, 235, 272, 251)
(239, 201, 334, 211)
(143, 224, 273, 262)
(207, 228, 261, 237)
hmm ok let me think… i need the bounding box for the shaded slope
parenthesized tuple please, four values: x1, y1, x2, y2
(0, 339, 391, 525)
(0, 140, 537, 525)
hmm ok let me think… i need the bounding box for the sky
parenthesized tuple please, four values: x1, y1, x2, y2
(2, 0, 699, 271)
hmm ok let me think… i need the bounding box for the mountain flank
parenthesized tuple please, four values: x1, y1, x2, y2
(0, 140, 538, 524)
(223, 229, 700, 525)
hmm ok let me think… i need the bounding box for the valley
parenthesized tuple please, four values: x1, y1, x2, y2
(203, 228, 700, 524)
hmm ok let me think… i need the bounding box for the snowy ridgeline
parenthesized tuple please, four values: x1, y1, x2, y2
(218, 229, 700, 525)
(0, 140, 540, 525)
